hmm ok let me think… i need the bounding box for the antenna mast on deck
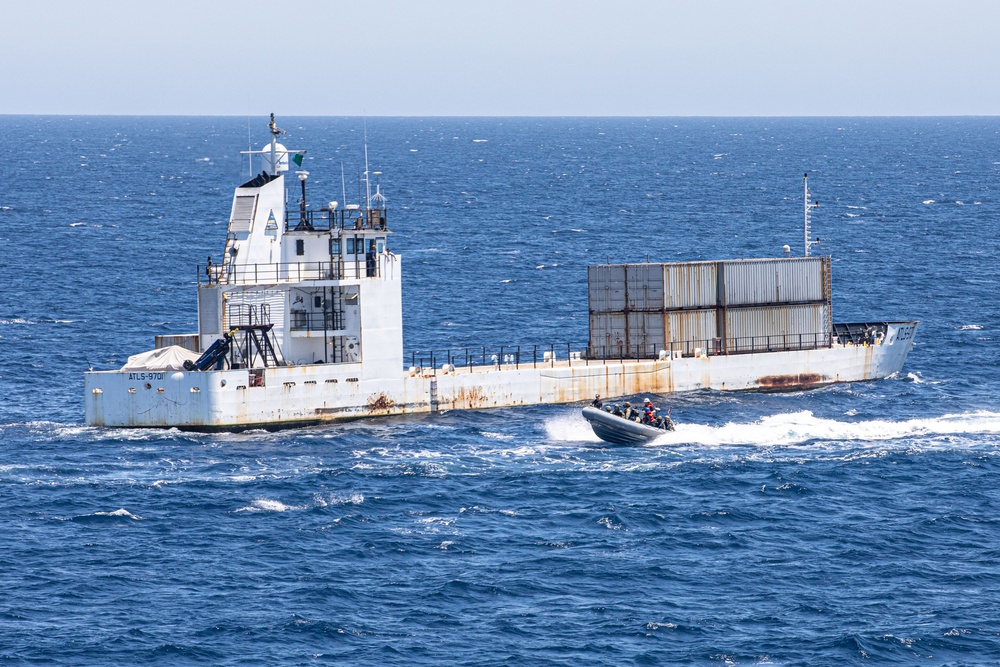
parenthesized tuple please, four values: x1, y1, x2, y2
(246, 113, 253, 177)
(803, 173, 820, 256)
(269, 113, 286, 176)
(240, 114, 303, 178)
(363, 117, 371, 211)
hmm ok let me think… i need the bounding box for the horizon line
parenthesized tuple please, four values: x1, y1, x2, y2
(2, 113, 1000, 119)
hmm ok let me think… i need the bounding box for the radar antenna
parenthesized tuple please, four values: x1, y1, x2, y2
(803, 173, 820, 256)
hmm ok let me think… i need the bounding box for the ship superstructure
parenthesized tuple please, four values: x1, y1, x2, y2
(84, 118, 917, 430)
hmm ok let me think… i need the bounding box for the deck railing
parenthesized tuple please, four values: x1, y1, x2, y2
(198, 257, 380, 285)
(286, 207, 387, 232)
(832, 322, 890, 346)
(406, 330, 851, 373)
(408, 342, 589, 373)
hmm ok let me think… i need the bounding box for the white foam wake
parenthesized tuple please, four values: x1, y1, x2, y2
(545, 413, 603, 442)
(646, 410, 1000, 449)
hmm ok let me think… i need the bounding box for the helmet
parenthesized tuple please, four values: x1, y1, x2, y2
(644, 398, 651, 404)
(624, 402, 631, 407)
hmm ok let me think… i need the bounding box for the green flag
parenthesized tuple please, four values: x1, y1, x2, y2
(292, 153, 304, 167)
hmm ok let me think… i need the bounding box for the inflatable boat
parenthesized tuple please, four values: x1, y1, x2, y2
(582, 406, 673, 445)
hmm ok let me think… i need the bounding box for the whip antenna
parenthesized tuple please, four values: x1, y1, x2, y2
(803, 173, 820, 256)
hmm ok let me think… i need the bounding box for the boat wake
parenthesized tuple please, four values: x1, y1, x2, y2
(545, 413, 603, 443)
(645, 410, 1000, 449)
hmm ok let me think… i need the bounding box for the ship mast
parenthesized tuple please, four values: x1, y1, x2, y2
(268, 113, 285, 176)
(803, 173, 820, 256)
(240, 114, 304, 178)
(363, 117, 371, 211)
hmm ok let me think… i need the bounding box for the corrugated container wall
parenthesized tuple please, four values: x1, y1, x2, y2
(587, 256, 833, 359)
(626, 311, 666, 355)
(588, 265, 627, 313)
(722, 257, 828, 306)
(155, 334, 201, 353)
(588, 312, 627, 357)
(665, 310, 718, 356)
(663, 262, 718, 309)
(625, 264, 665, 312)
(724, 304, 830, 353)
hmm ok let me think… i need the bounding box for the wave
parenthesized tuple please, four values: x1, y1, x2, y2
(313, 492, 364, 507)
(903, 371, 938, 385)
(70, 508, 142, 523)
(235, 498, 308, 513)
(646, 410, 1000, 449)
(481, 431, 514, 440)
(0, 318, 76, 326)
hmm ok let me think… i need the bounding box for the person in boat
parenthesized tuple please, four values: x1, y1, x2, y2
(642, 398, 656, 424)
(612, 404, 623, 417)
(622, 401, 638, 422)
(591, 394, 603, 409)
(659, 407, 675, 431)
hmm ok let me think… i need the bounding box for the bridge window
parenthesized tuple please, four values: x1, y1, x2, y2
(296, 239, 305, 256)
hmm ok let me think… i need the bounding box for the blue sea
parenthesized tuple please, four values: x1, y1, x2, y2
(1, 116, 999, 665)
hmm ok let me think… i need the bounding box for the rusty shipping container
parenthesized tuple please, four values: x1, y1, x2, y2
(722, 256, 829, 306)
(662, 261, 718, 310)
(588, 312, 627, 358)
(588, 265, 627, 313)
(723, 303, 831, 354)
(665, 309, 718, 356)
(625, 264, 666, 312)
(592, 257, 828, 312)
(589, 264, 666, 313)
(588, 257, 833, 359)
(588, 309, 720, 359)
(626, 310, 665, 356)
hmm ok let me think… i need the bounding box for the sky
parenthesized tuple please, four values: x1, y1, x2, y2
(5, 0, 1000, 116)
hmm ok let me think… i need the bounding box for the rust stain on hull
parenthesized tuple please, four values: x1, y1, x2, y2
(365, 392, 396, 413)
(757, 373, 824, 390)
(451, 386, 490, 409)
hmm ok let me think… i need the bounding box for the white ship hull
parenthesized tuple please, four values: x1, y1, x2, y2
(83, 118, 918, 432)
(86, 323, 916, 430)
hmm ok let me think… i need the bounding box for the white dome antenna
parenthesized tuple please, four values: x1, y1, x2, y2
(239, 114, 305, 176)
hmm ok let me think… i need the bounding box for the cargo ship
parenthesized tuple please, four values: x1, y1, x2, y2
(84, 117, 918, 430)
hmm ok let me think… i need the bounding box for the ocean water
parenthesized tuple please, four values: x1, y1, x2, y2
(1, 116, 1000, 665)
